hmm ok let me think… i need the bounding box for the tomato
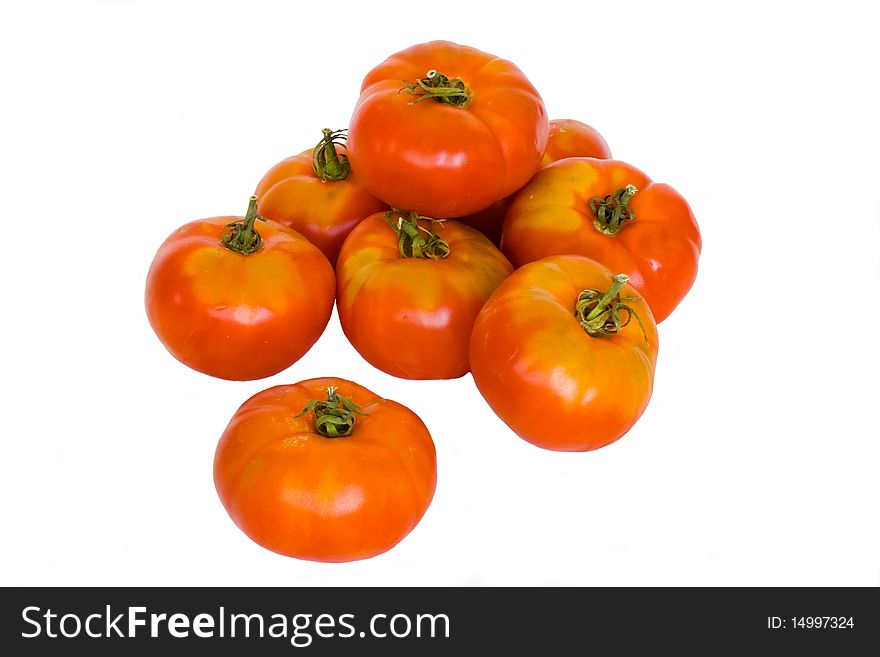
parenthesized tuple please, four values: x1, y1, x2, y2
(469, 255, 659, 452)
(347, 40, 548, 218)
(462, 119, 613, 245)
(254, 129, 386, 265)
(336, 210, 513, 379)
(541, 118, 612, 165)
(460, 197, 513, 247)
(214, 378, 436, 562)
(501, 158, 701, 323)
(145, 197, 335, 380)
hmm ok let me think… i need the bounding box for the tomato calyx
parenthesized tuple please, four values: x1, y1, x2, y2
(296, 387, 367, 438)
(589, 184, 638, 236)
(384, 210, 451, 260)
(312, 128, 351, 181)
(220, 196, 267, 255)
(575, 273, 648, 343)
(400, 69, 471, 107)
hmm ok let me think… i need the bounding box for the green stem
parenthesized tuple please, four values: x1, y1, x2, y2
(312, 128, 351, 181)
(220, 196, 266, 255)
(575, 274, 648, 342)
(400, 69, 471, 107)
(589, 184, 638, 236)
(296, 386, 366, 438)
(384, 210, 451, 260)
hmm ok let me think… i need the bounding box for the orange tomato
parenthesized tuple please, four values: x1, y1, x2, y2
(541, 118, 612, 165)
(470, 255, 659, 451)
(462, 119, 612, 245)
(457, 198, 513, 249)
(347, 40, 548, 218)
(254, 129, 386, 265)
(336, 210, 513, 379)
(214, 378, 436, 562)
(501, 158, 701, 323)
(145, 197, 335, 380)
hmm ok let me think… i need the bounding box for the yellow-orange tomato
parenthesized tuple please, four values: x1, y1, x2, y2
(501, 158, 701, 323)
(254, 129, 386, 265)
(462, 119, 612, 245)
(214, 378, 436, 562)
(336, 210, 513, 379)
(145, 197, 335, 380)
(541, 118, 612, 165)
(470, 255, 658, 452)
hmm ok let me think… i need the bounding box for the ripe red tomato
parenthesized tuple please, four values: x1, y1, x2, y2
(214, 378, 436, 562)
(145, 197, 335, 380)
(347, 40, 548, 218)
(462, 118, 613, 245)
(501, 158, 701, 323)
(336, 210, 513, 379)
(470, 255, 659, 451)
(254, 129, 386, 265)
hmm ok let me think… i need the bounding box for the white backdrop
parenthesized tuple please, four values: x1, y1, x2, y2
(1, 0, 878, 586)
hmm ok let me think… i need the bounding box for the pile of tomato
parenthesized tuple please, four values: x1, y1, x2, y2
(145, 41, 702, 563)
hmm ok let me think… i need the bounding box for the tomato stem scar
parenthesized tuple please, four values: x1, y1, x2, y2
(575, 273, 648, 342)
(399, 69, 471, 107)
(312, 128, 351, 181)
(383, 210, 451, 260)
(220, 196, 267, 255)
(590, 184, 638, 236)
(296, 387, 367, 438)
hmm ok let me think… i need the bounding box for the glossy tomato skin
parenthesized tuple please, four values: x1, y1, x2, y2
(347, 41, 548, 218)
(145, 217, 335, 380)
(470, 256, 659, 452)
(254, 148, 386, 265)
(541, 119, 612, 165)
(336, 212, 513, 379)
(501, 158, 701, 323)
(214, 377, 436, 562)
(462, 119, 612, 245)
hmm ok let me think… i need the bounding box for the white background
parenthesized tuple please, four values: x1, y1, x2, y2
(1, 0, 878, 587)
